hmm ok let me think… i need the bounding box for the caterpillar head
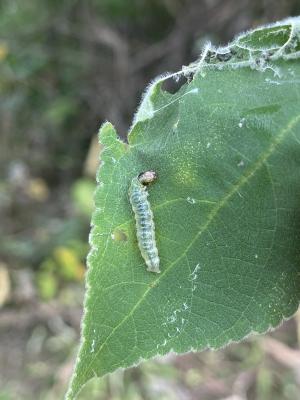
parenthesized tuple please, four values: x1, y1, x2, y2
(138, 170, 157, 185)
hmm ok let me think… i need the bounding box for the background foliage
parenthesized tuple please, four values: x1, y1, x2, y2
(1, 1, 300, 399)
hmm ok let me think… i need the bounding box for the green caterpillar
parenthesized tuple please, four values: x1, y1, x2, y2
(129, 171, 160, 273)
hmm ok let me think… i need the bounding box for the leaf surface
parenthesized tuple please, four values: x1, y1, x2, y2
(66, 17, 300, 399)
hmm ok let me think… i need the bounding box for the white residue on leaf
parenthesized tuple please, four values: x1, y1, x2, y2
(238, 117, 245, 128)
(90, 328, 97, 353)
(164, 301, 190, 336)
(188, 88, 199, 95)
(237, 160, 245, 167)
(265, 77, 281, 85)
(167, 315, 176, 324)
(255, 254, 258, 259)
(187, 197, 196, 204)
(173, 119, 179, 130)
(157, 339, 167, 349)
(288, 68, 295, 77)
(189, 263, 201, 281)
(206, 142, 211, 149)
(189, 263, 202, 293)
(90, 338, 96, 353)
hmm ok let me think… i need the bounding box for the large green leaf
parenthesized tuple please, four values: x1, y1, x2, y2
(66, 17, 300, 399)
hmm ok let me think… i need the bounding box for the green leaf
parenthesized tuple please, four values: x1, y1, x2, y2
(66, 17, 300, 399)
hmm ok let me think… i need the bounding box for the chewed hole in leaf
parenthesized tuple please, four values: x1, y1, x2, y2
(161, 74, 189, 94)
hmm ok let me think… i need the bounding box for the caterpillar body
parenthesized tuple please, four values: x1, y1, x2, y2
(129, 171, 160, 273)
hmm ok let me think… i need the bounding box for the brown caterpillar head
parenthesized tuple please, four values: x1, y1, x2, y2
(138, 170, 157, 185)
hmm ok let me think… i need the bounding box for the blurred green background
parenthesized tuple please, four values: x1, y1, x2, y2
(1, 1, 300, 399)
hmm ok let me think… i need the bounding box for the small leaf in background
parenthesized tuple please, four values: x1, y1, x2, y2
(54, 246, 85, 281)
(37, 244, 85, 300)
(71, 178, 96, 217)
(256, 367, 273, 399)
(36, 269, 58, 300)
(45, 97, 77, 125)
(84, 136, 102, 178)
(0, 263, 11, 307)
(0, 42, 8, 61)
(66, 17, 300, 399)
